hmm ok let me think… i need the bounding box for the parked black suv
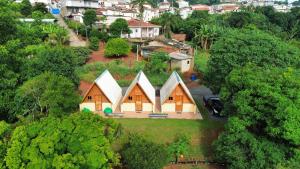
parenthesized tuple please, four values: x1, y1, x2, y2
(203, 95, 224, 116)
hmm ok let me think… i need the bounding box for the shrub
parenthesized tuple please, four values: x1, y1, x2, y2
(121, 134, 169, 169)
(89, 36, 99, 51)
(71, 47, 92, 65)
(104, 38, 131, 57)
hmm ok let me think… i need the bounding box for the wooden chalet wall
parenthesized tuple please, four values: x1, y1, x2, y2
(82, 83, 110, 111)
(123, 84, 151, 103)
(163, 84, 192, 104)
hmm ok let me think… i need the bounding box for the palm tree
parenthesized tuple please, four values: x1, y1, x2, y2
(193, 24, 222, 50)
(42, 25, 68, 45)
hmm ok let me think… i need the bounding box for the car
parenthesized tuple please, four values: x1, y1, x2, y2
(203, 95, 224, 116)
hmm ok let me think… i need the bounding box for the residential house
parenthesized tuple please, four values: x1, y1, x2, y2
(179, 7, 192, 19)
(169, 51, 192, 72)
(177, 0, 189, 8)
(159, 0, 171, 10)
(60, 0, 99, 17)
(80, 70, 122, 112)
(191, 4, 211, 11)
(121, 19, 161, 39)
(121, 71, 156, 113)
(160, 72, 197, 115)
(143, 7, 160, 22)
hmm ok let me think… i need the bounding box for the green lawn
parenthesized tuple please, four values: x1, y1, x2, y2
(112, 104, 225, 160)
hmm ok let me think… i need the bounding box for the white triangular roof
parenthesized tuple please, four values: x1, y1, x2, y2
(94, 70, 122, 105)
(160, 71, 195, 104)
(122, 71, 155, 104)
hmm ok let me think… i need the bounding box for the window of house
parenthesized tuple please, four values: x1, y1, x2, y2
(128, 96, 133, 100)
(135, 29, 138, 33)
(169, 97, 173, 100)
(87, 96, 92, 101)
(187, 60, 190, 64)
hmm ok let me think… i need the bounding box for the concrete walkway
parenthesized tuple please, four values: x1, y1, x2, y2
(53, 14, 87, 47)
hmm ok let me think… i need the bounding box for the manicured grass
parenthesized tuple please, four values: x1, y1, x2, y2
(194, 50, 210, 74)
(113, 101, 224, 160)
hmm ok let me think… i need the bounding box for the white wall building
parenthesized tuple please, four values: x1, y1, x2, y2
(121, 19, 161, 39)
(60, 0, 99, 17)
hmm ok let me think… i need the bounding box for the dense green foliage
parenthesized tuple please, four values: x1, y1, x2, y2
(206, 29, 300, 93)
(15, 72, 80, 119)
(168, 135, 190, 163)
(0, 121, 11, 168)
(89, 36, 99, 51)
(23, 46, 83, 85)
(83, 9, 97, 27)
(109, 18, 131, 37)
(146, 52, 170, 73)
(122, 135, 169, 169)
(213, 65, 300, 169)
(104, 38, 131, 57)
(5, 112, 119, 169)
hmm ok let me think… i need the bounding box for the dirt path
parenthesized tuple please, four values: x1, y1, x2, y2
(53, 14, 87, 47)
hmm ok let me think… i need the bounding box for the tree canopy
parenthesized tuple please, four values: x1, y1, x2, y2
(206, 28, 300, 93)
(5, 112, 119, 169)
(109, 18, 131, 37)
(104, 38, 131, 57)
(83, 9, 97, 27)
(15, 72, 80, 119)
(213, 64, 300, 169)
(121, 134, 169, 169)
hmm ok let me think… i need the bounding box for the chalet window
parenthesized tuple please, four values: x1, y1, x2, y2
(128, 96, 133, 100)
(187, 60, 190, 64)
(169, 97, 173, 100)
(87, 96, 92, 101)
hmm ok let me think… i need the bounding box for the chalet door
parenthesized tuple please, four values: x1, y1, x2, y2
(95, 95, 102, 111)
(175, 95, 183, 112)
(135, 95, 142, 111)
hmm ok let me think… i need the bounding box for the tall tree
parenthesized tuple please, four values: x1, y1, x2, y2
(109, 18, 131, 37)
(83, 9, 97, 38)
(22, 46, 81, 85)
(15, 72, 80, 119)
(193, 24, 222, 50)
(213, 64, 300, 169)
(206, 29, 300, 93)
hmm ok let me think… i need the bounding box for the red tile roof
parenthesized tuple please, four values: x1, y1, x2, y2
(127, 19, 161, 28)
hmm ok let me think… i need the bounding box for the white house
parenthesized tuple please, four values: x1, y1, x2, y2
(179, 7, 192, 19)
(143, 8, 159, 22)
(80, 70, 122, 113)
(60, 0, 99, 17)
(121, 71, 156, 113)
(121, 19, 161, 39)
(177, 0, 189, 8)
(160, 72, 197, 114)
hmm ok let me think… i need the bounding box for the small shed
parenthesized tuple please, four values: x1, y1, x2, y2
(121, 71, 155, 113)
(80, 70, 122, 112)
(169, 51, 192, 73)
(160, 71, 196, 114)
